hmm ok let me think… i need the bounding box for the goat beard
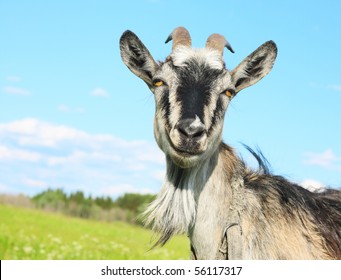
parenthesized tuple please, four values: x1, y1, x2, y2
(143, 180, 196, 247)
(142, 158, 199, 247)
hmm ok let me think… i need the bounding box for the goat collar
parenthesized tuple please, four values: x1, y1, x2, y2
(190, 213, 243, 260)
(218, 222, 243, 259)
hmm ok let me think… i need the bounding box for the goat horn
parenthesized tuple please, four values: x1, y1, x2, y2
(206, 33, 235, 54)
(165, 26, 192, 51)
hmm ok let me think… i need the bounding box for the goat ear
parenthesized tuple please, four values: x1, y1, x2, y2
(120, 30, 159, 87)
(230, 41, 277, 93)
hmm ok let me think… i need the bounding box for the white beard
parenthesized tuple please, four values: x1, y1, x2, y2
(143, 155, 215, 246)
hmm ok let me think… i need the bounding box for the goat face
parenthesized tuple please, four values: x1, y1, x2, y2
(120, 27, 277, 168)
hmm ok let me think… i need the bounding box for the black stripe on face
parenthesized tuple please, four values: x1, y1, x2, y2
(159, 88, 171, 131)
(207, 96, 225, 136)
(175, 60, 224, 121)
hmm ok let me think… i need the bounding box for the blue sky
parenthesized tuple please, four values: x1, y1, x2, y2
(1, 0, 341, 197)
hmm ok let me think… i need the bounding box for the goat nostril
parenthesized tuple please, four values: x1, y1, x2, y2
(176, 119, 206, 139)
(192, 129, 204, 138)
(177, 126, 189, 137)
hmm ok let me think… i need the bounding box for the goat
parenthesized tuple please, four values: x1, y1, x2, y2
(119, 27, 341, 259)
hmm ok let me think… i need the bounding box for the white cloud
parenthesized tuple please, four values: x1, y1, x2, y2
(57, 104, 70, 113)
(46, 150, 121, 166)
(0, 183, 9, 192)
(57, 104, 85, 114)
(90, 88, 109, 98)
(23, 178, 48, 188)
(303, 149, 341, 170)
(329, 85, 341, 91)
(0, 145, 42, 162)
(0, 118, 164, 196)
(0, 118, 88, 147)
(152, 170, 165, 181)
(75, 107, 85, 113)
(3, 86, 31, 96)
(300, 179, 325, 192)
(6, 76, 21, 82)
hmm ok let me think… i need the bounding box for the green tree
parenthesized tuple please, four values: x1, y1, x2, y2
(115, 193, 155, 214)
(69, 191, 85, 204)
(32, 188, 67, 210)
(94, 196, 114, 209)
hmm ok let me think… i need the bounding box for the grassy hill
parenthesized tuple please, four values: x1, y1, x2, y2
(0, 204, 189, 260)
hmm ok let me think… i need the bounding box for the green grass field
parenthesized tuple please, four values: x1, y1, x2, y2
(0, 204, 189, 260)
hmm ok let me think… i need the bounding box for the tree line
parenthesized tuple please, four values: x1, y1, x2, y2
(30, 188, 156, 225)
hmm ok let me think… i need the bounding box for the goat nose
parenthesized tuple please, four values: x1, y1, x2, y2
(176, 118, 206, 139)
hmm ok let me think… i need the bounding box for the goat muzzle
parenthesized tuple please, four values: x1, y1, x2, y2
(169, 118, 208, 157)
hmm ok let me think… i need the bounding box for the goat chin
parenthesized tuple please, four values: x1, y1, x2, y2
(165, 135, 222, 169)
(168, 153, 202, 169)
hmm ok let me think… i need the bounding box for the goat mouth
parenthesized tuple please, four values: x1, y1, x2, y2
(172, 145, 204, 156)
(167, 134, 205, 156)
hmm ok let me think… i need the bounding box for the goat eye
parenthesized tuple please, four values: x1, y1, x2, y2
(223, 89, 235, 98)
(153, 79, 164, 87)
